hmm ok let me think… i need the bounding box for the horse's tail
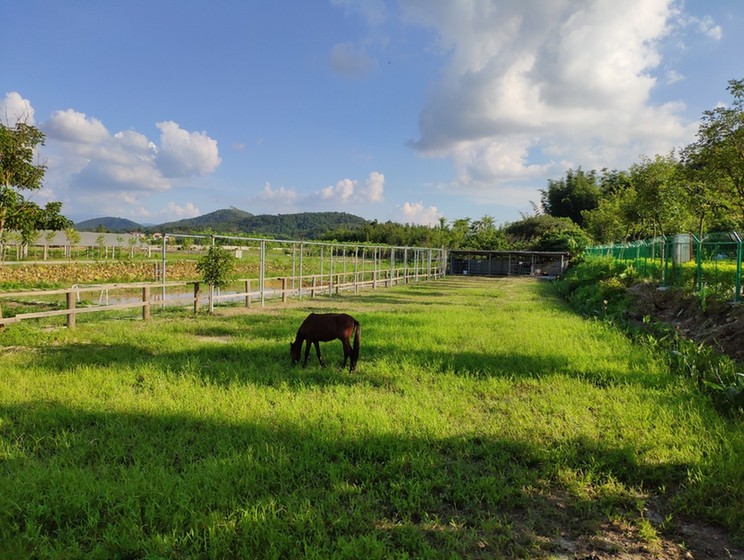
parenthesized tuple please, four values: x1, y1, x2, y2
(351, 320, 361, 366)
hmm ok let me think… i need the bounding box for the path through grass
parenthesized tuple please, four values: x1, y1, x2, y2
(1, 277, 742, 558)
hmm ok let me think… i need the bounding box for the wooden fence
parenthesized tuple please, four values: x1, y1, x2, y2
(0, 266, 443, 328)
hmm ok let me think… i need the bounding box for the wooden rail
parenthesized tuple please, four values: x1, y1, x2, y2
(0, 266, 444, 328)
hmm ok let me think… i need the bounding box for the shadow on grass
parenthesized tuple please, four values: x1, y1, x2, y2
(0, 400, 692, 559)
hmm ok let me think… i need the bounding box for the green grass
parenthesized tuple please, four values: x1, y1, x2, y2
(1, 277, 742, 558)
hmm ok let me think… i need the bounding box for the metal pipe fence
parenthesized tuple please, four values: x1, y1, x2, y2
(0, 235, 448, 327)
(585, 232, 744, 302)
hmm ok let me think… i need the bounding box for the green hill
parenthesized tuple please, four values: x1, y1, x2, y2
(77, 208, 369, 239)
(155, 208, 254, 234)
(75, 217, 143, 232)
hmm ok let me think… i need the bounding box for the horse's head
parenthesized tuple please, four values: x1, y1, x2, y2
(289, 340, 301, 365)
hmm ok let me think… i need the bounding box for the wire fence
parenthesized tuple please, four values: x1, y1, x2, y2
(585, 232, 743, 302)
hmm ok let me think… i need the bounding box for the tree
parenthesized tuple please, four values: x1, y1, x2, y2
(503, 215, 590, 258)
(540, 167, 600, 227)
(0, 122, 71, 254)
(196, 244, 237, 313)
(683, 78, 744, 228)
(630, 153, 691, 239)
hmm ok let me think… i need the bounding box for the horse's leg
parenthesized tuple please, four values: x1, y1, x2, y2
(302, 339, 311, 367)
(340, 337, 352, 369)
(314, 341, 324, 367)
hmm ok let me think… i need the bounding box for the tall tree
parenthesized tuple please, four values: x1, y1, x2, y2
(630, 153, 691, 239)
(540, 167, 600, 227)
(0, 122, 70, 249)
(683, 78, 744, 228)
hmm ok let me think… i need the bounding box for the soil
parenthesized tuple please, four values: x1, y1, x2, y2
(625, 283, 744, 363)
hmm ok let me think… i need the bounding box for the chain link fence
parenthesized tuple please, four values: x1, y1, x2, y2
(585, 233, 743, 302)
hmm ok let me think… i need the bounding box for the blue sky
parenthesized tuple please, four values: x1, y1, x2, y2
(2, 0, 742, 227)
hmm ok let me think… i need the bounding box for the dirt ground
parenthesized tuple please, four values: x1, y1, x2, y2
(625, 283, 744, 363)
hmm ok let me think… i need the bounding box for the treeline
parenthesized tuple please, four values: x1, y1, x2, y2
(324, 78, 744, 255)
(321, 215, 589, 255)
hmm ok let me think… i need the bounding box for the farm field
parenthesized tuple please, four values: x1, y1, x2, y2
(1, 277, 742, 559)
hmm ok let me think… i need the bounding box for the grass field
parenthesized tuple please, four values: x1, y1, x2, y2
(1, 277, 742, 558)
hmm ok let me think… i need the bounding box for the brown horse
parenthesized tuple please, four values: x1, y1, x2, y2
(290, 313, 361, 372)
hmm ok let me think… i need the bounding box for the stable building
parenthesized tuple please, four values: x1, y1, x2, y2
(448, 250, 568, 278)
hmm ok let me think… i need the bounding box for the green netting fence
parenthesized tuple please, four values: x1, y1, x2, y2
(585, 232, 743, 302)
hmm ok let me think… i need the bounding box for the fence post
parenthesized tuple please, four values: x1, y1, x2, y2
(311, 276, 317, 298)
(66, 290, 76, 329)
(245, 280, 251, 307)
(259, 240, 266, 308)
(193, 282, 200, 314)
(142, 286, 151, 321)
(281, 277, 287, 302)
(736, 232, 742, 303)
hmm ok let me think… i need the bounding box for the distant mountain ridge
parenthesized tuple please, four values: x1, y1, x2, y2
(75, 217, 142, 231)
(75, 208, 369, 240)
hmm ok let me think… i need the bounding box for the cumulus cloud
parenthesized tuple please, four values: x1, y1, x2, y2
(38, 108, 221, 197)
(321, 178, 357, 202)
(400, 0, 707, 194)
(400, 201, 442, 226)
(155, 121, 221, 177)
(1, 92, 35, 125)
(362, 171, 385, 201)
(319, 172, 385, 204)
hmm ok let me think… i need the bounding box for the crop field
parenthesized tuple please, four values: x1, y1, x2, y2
(1, 277, 742, 558)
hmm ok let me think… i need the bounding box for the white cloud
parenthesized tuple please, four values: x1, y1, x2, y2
(1, 92, 35, 125)
(155, 121, 221, 177)
(318, 172, 384, 204)
(45, 108, 110, 144)
(321, 178, 357, 202)
(161, 202, 201, 219)
(399, 201, 442, 226)
(695, 14, 723, 41)
(253, 182, 298, 203)
(401, 0, 702, 195)
(362, 171, 385, 201)
(39, 110, 220, 197)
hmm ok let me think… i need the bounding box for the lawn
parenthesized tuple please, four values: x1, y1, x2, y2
(1, 277, 741, 558)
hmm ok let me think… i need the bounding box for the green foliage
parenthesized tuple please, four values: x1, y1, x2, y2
(540, 167, 600, 227)
(684, 78, 744, 228)
(504, 214, 591, 257)
(557, 257, 744, 416)
(196, 245, 237, 289)
(0, 122, 72, 246)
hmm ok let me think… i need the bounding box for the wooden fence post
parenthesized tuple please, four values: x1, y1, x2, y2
(66, 290, 76, 329)
(193, 282, 200, 314)
(311, 276, 317, 298)
(142, 286, 151, 321)
(245, 280, 251, 307)
(281, 277, 287, 302)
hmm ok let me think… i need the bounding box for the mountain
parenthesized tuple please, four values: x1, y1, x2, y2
(75, 217, 143, 232)
(76, 208, 370, 239)
(151, 210, 368, 240)
(155, 207, 254, 234)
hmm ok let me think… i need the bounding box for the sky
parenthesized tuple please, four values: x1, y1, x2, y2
(1, 0, 742, 228)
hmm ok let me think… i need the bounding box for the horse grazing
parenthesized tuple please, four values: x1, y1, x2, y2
(290, 313, 361, 372)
